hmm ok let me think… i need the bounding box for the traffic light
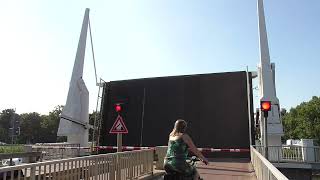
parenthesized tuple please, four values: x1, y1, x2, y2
(261, 101, 271, 111)
(9, 113, 20, 136)
(261, 101, 271, 117)
(113, 97, 128, 113)
(15, 127, 20, 136)
(115, 104, 122, 113)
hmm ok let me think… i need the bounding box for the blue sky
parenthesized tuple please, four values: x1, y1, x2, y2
(0, 0, 319, 114)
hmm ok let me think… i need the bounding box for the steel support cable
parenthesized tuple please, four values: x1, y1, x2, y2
(88, 18, 98, 86)
(88, 17, 101, 148)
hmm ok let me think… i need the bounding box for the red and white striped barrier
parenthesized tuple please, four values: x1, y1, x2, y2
(33, 146, 91, 150)
(197, 148, 250, 152)
(95, 146, 249, 152)
(96, 146, 154, 150)
(35, 146, 249, 152)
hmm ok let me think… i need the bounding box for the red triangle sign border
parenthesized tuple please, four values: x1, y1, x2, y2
(109, 115, 128, 134)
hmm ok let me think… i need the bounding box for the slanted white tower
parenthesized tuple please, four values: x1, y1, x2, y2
(57, 9, 90, 147)
(257, 0, 284, 150)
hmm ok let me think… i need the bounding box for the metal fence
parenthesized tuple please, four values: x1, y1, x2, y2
(0, 149, 154, 180)
(255, 145, 320, 163)
(251, 146, 289, 180)
(32, 143, 91, 160)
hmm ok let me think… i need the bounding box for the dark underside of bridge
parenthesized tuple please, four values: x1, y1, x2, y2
(100, 71, 254, 158)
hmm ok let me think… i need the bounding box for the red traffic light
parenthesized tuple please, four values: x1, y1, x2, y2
(261, 101, 271, 112)
(115, 104, 122, 112)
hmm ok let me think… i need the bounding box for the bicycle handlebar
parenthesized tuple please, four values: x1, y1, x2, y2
(186, 156, 201, 166)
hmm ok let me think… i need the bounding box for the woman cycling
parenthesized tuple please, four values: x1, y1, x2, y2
(163, 119, 209, 180)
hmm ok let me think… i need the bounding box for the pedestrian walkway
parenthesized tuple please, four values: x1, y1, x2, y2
(197, 158, 256, 180)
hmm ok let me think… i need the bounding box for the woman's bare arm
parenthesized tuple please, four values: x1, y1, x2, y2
(182, 134, 208, 164)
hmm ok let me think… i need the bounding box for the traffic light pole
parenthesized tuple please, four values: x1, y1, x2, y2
(9, 127, 14, 144)
(263, 111, 268, 160)
(116, 133, 122, 180)
(10, 114, 14, 144)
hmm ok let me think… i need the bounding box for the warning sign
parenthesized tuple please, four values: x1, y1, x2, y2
(109, 115, 128, 134)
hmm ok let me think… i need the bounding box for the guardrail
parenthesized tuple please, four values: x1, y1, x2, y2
(255, 145, 320, 163)
(251, 146, 289, 180)
(32, 143, 91, 160)
(32, 146, 91, 160)
(0, 149, 154, 180)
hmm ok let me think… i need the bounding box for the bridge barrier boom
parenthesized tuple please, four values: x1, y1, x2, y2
(38, 145, 249, 153)
(197, 148, 250, 152)
(0, 149, 154, 180)
(96, 146, 154, 151)
(96, 146, 249, 152)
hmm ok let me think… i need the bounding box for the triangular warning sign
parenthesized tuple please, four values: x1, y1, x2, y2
(109, 115, 128, 134)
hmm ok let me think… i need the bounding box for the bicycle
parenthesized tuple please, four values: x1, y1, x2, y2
(162, 156, 203, 180)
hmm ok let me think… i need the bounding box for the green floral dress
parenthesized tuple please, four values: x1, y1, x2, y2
(163, 138, 195, 176)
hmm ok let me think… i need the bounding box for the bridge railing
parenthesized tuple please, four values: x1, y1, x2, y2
(0, 149, 154, 180)
(254, 145, 320, 163)
(251, 146, 289, 180)
(31, 143, 91, 160)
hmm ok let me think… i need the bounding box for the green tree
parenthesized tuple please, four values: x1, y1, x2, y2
(0, 109, 17, 143)
(282, 96, 320, 144)
(0, 127, 7, 143)
(18, 112, 41, 144)
(45, 105, 63, 142)
(89, 111, 100, 142)
(1, 105, 98, 144)
(38, 106, 63, 142)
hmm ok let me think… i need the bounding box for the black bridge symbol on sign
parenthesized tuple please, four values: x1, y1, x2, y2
(109, 115, 128, 134)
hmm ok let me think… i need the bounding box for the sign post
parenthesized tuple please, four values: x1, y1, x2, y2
(117, 134, 122, 152)
(109, 114, 128, 152)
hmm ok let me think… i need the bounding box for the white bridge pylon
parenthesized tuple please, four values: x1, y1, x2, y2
(57, 8, 91, 147)
(257, 0, 284, 151)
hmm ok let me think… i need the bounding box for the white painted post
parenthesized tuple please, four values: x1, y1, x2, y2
(117, 134, 122, 152)
(301, 139, 315, 162)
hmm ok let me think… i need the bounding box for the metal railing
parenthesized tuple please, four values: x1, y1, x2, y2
(255, 145, 320, 163)
(251, 146, 289, 180)
(32, 143, 91, 160)
(92, 78, 106, 150)
(0, 149, 154, 180)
